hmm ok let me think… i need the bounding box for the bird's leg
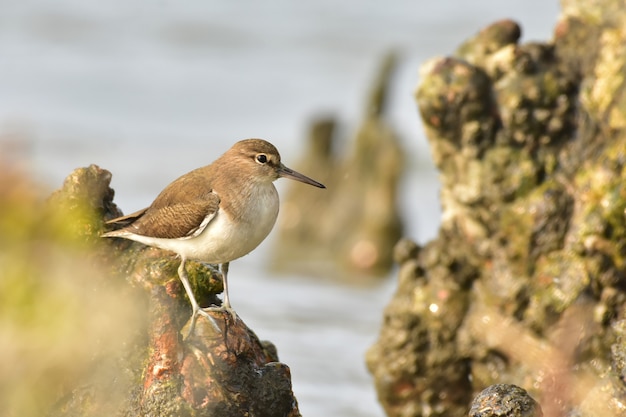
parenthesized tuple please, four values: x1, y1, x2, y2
(203, 262, 237, 322)
(220, 262, 232, 309)
(219, 262, 237, 322)
(177, 257, 220, 337)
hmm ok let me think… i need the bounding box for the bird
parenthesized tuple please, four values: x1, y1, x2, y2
(102, 139, 325, 335)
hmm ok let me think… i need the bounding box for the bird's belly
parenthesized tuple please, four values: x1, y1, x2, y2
(186, 210, 276, 262)
(173, 192, 279, 262)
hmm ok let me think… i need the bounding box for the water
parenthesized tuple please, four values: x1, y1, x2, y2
(0, 1, 559, 415)
(232, 260, 397, 417)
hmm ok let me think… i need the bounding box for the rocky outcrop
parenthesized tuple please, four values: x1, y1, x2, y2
(271, 53, 405, 278)
(38, 165, 301, 417)
(367, 1, 626, 416)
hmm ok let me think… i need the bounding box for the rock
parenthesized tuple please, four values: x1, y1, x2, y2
(271, 52, 405, 278)
(469, 384, 542, 417)
(0, 164, 143, 417)
(367, 1, 626, 415)
(41, 165, 302, 417)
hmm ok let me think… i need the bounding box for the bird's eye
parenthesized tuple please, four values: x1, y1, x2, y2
(256, 154, 268, 164)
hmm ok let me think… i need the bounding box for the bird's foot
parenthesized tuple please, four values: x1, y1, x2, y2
(185, 307, 222, 339)
(197, 308, 224, 329)
(202, 304, 238, 323)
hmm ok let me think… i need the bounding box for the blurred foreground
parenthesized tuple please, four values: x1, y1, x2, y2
(0, 154, 143, 416)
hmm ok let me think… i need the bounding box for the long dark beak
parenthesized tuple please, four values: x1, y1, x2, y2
(278, 164, 326, 188)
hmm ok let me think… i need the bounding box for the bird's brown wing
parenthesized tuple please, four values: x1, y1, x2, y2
(122, 195, 220, 239)
(105, 166, 221, 239)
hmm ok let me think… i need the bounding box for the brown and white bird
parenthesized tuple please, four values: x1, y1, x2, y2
(103, 139, 325, 335)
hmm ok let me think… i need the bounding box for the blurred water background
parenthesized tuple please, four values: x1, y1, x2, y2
(0, 1, 559, 416)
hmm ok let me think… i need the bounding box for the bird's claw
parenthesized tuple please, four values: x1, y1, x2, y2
(185, 307, 222, 339)
(202, 305, 238, 323)
(184, 304, 239, 339)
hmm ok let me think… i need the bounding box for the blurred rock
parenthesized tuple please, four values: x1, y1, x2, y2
(271, 52, 405, 278)
(0, 164, 141, 417)
(367, 1, 626, 416)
